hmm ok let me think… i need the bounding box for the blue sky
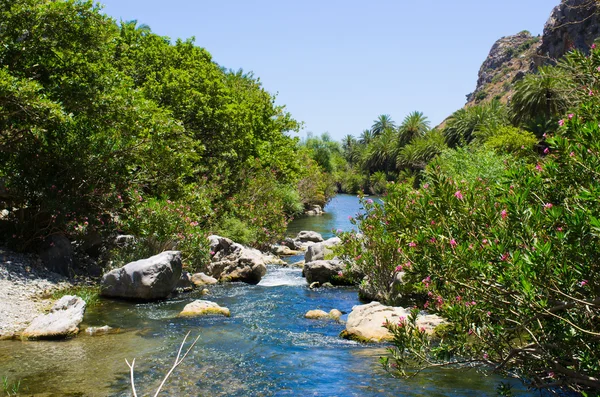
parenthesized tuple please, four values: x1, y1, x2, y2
(98, 0, 558, 141)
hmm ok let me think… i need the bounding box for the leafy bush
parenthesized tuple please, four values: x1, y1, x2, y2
(339, 109, 600, 394)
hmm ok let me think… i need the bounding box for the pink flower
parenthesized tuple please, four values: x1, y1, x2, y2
(590, 89, 594, 96)
(454, 191, 464, 200)
(408, 242, 417, 248)
(568, 113, 574, 120)
(366, 199, 374, 204)
(210, 251, 215, 255)
(593, 44, 597, 49)
(395, 265, 403, 272)
(423, 183, 429, 189)
(558, 119, 565, 127)
(501, 209, 507, 219)
(580, 280, 588, 287)
(337, 271, 343, 277)
(544, 203, 553, 210)
(569, 151, 575, 157)
(348, 216, 353, 220)
(430, 220, 435, 225)
(450, 239, 457, 247)
(544, 147, 550, 154)
(483, 353, 489, 360)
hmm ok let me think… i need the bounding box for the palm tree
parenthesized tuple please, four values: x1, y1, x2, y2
(371, 114, 396, 137)
(444, 100, 508, 147)
(364, 129, 396, 173)
(510, 66, 572, 125)
(359, 129, 373, 145)
(398, 111, 430, 146)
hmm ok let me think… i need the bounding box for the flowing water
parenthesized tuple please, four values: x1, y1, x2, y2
(0, 195, 536, 396)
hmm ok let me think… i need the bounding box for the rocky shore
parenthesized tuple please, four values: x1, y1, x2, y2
(0, 247, 71, 339)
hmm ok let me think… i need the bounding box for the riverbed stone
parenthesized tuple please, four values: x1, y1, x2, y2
(22, 295, 86, 339)
(340, 301, 445, 343)
(100, 251, 182, 300)
(303, 260, 345, 284)
(176, 271, 194, 292)
(178, 300, 230, 317)
(271, 245, 301, 256)
(296, 231, 324, 243)
(190, 272, 218, 286)
(85, 325, 113, 336)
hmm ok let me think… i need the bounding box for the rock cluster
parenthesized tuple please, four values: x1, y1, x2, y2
(206, 235, 268, 284)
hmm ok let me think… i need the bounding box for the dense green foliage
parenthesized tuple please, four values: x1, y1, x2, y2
(339, 45, 600, 394)
(0, 0, 333, 270)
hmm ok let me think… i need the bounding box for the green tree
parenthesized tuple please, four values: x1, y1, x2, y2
(371, 114, 396, 136)
(398, 111, 430, 146)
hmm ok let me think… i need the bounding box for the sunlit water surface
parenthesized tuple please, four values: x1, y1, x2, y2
(0, 195, 537, 396)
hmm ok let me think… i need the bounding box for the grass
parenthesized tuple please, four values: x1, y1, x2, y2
(2, 376, 21, 396)
(51, 285, 101, 307)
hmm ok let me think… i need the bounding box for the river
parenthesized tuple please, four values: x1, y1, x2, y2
(0, 194, 535, 396)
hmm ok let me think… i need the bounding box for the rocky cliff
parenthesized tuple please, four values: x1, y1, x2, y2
(465, 0, 600, 108)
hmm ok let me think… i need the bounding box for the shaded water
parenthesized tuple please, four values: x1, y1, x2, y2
(0, 195, 534, 396)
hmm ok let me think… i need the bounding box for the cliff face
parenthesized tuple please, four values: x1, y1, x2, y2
(537, 0, 600, 62)
(465, 0, 600, 108)
(466, 32, 540, 106)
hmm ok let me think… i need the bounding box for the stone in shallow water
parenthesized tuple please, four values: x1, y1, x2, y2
(305, 309, 343, 321)
(178, 300, 230, 317)
(340, 301, 445, 343)
(22, 295, 86, 340)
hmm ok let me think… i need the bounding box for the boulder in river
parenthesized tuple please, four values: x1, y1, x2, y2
(340, 301, 445, 343)
(304, 237, 341, 262)
(305, 205, 323, 216)
(178, 300, 230, 317)
(296, 231, 324, 243)
(206, 235, 267, 284)
(303, 260, 345, 285)
(22, 295, 86, 340)
(100, 251, 182, 300)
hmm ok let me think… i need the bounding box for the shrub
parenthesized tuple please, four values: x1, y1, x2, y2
(339, 109, 600, 394)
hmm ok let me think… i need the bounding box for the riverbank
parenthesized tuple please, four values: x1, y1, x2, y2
(0, 247, 71, 339)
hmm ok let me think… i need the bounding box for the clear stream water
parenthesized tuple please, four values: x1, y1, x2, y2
(0, 195, 536, 396)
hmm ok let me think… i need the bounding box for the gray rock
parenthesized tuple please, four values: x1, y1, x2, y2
(305, 205, 323, 216)
(22, 295, 86, 339)
(39, 234, 73, 276)
(282, 237, 302, 251)
(538, 0, 600, 62)
(206, 236, 267, 284)
(303, 260, 345, 285)
(271, 245, 301, 256)
(341, 301, 445, 343)
(100, 251, 182, 300)
(296, 231, 324, 243)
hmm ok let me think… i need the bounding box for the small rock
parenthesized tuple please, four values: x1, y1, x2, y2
(305, 309, 343, 321)
(305, 309, 329, 319)
(190, 272, 218, 286)
(85, 325, 113, 336)
(201, 288, 209, 295)
(309, 281, 320, 289)
(178, 300, 230, 317)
